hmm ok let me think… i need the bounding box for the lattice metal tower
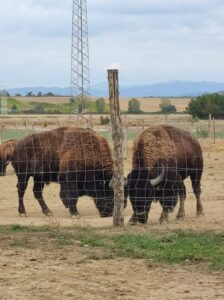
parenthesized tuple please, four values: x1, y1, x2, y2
(71, 0, 90, 111)
(0, 88, 8, 115)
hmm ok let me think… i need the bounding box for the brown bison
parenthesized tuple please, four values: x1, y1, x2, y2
(58, 128, 115, 218)
(0, 139, 17, 176)
(11, 127, 115, 218)
(11, 127, 69, 216)
(127, 125, 204, 224)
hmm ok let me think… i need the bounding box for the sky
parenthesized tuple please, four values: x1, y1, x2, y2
(0, 0, 224, 88)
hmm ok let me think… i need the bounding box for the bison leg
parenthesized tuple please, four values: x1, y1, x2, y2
(159, 196, 177, 224)
(128, 212, 138, 225)
(33, 179, 52, 216)
(191, 175, 204, 217)
(69, 199, 80, 219)
(176, 184, 186, 220)
(159, 207, 169, 224)
(17, 175, 30, 216)
(59, 183, 80, 219)
(194, 185, 204, 217)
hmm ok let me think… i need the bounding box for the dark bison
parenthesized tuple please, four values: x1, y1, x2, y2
(128, 125, 204, 224)
(0, 139, 17, 176)
(11, 127, 70, 216)
(11, 127, 115, 218)
(58, 128, 115, 218)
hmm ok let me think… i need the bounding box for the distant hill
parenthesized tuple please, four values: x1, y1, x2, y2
(8, 81, 224, 98)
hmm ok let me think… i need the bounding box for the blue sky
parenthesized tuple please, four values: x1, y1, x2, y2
(0, 0, 224, 87)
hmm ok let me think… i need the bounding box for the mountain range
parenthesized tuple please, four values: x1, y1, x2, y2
(7, 81, 224, 98)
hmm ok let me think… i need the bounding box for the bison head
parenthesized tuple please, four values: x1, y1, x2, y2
(59, 170, 115, 218)
(127, 165, 165, 224)
(90, 173, 115, 217)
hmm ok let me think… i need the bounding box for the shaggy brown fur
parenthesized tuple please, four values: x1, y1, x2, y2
(129, 125, 204, 224)
(59, 128, 113, 174)
(58, 128, 114, 217)
(132, 126, 176, 171)
(0, 139, 17, 175)
(11, 127, 70, 215)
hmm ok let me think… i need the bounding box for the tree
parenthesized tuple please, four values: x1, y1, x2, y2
(69, 95, 90, 113)
(43, 92, 55, 97)
(159, 99, 177, 114)
(37, 92, 43, 97)
(100, 116, 110, 125)
(187, 93, 224, 119)
(96, 98, 106, 113)
(26, 91, 34, 97)
(11, 104, 18, 113)
(128, 98, 141, 113)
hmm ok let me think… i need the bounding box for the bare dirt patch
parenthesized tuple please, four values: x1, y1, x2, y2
(0, 243, 223, 300)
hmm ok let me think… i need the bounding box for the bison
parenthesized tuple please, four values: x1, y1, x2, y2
(11, 127, 70, 216)
(58, 128, 115, 218)
(11, 127, 115, 218)
(127, 125, 204, 224)
(0, 139, 17, 176)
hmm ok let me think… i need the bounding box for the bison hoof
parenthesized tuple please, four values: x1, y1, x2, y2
(43, 209, 53, 216)
(128, 219, 137, 225)
(19, 213, 27, 217)
(196, 210, 204, 217)
(159, 216, 168, 224)
(71, 213, 80, 219)
(176, 212, 185, 220)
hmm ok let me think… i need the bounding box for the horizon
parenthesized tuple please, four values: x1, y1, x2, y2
(8, 79, 224, 90)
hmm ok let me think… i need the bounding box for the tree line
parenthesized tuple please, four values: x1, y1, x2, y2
(187, 93, 224, 119)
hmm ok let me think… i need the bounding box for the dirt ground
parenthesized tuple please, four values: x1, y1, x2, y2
(0, 139, 224, 299)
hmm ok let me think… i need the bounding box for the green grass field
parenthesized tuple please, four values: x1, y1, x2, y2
(2, 128, 224, 143)
(0, 128, 140, 142)
(0, 225, 223, 270)
(1, 97, 110, 114)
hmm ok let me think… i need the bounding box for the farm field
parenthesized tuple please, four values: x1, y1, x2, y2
(13, 96, 191, 113)
(0, 137, 224, 299)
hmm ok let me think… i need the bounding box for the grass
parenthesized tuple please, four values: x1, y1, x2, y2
(1, 129, 35, 141)
(6, 98, 31, 110)
(2, 98, 111, 114)
(0, 225, 223, 270)
(1, 128, 140, 142)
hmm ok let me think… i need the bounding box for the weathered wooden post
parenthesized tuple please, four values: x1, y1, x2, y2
(107, 69, 125, 226)
(208, 113, 212, 134)
(213, 117, 216, 144)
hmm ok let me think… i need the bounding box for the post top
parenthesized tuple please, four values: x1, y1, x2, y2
(107, 69, 119, 73)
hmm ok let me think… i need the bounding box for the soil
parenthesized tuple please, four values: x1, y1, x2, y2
(0, 138, 224, 299)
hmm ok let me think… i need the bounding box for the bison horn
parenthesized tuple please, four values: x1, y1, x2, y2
(109, 177, 114, 189)
(150, 165, 165, 187)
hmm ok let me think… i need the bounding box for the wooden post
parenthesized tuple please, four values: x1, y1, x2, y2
(213, 117, 216, 144)
(208, 114, 211, 134)
(196, 125, 199, 138)
(107, 69, 124, 226)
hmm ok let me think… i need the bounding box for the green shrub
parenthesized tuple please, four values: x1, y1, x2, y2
(159, 99, 177, 114)
(187, 93, 224, 119)
(100, 116, 110, 125)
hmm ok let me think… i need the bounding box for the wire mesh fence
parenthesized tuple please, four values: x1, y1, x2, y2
(0, 113, 224, 226)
